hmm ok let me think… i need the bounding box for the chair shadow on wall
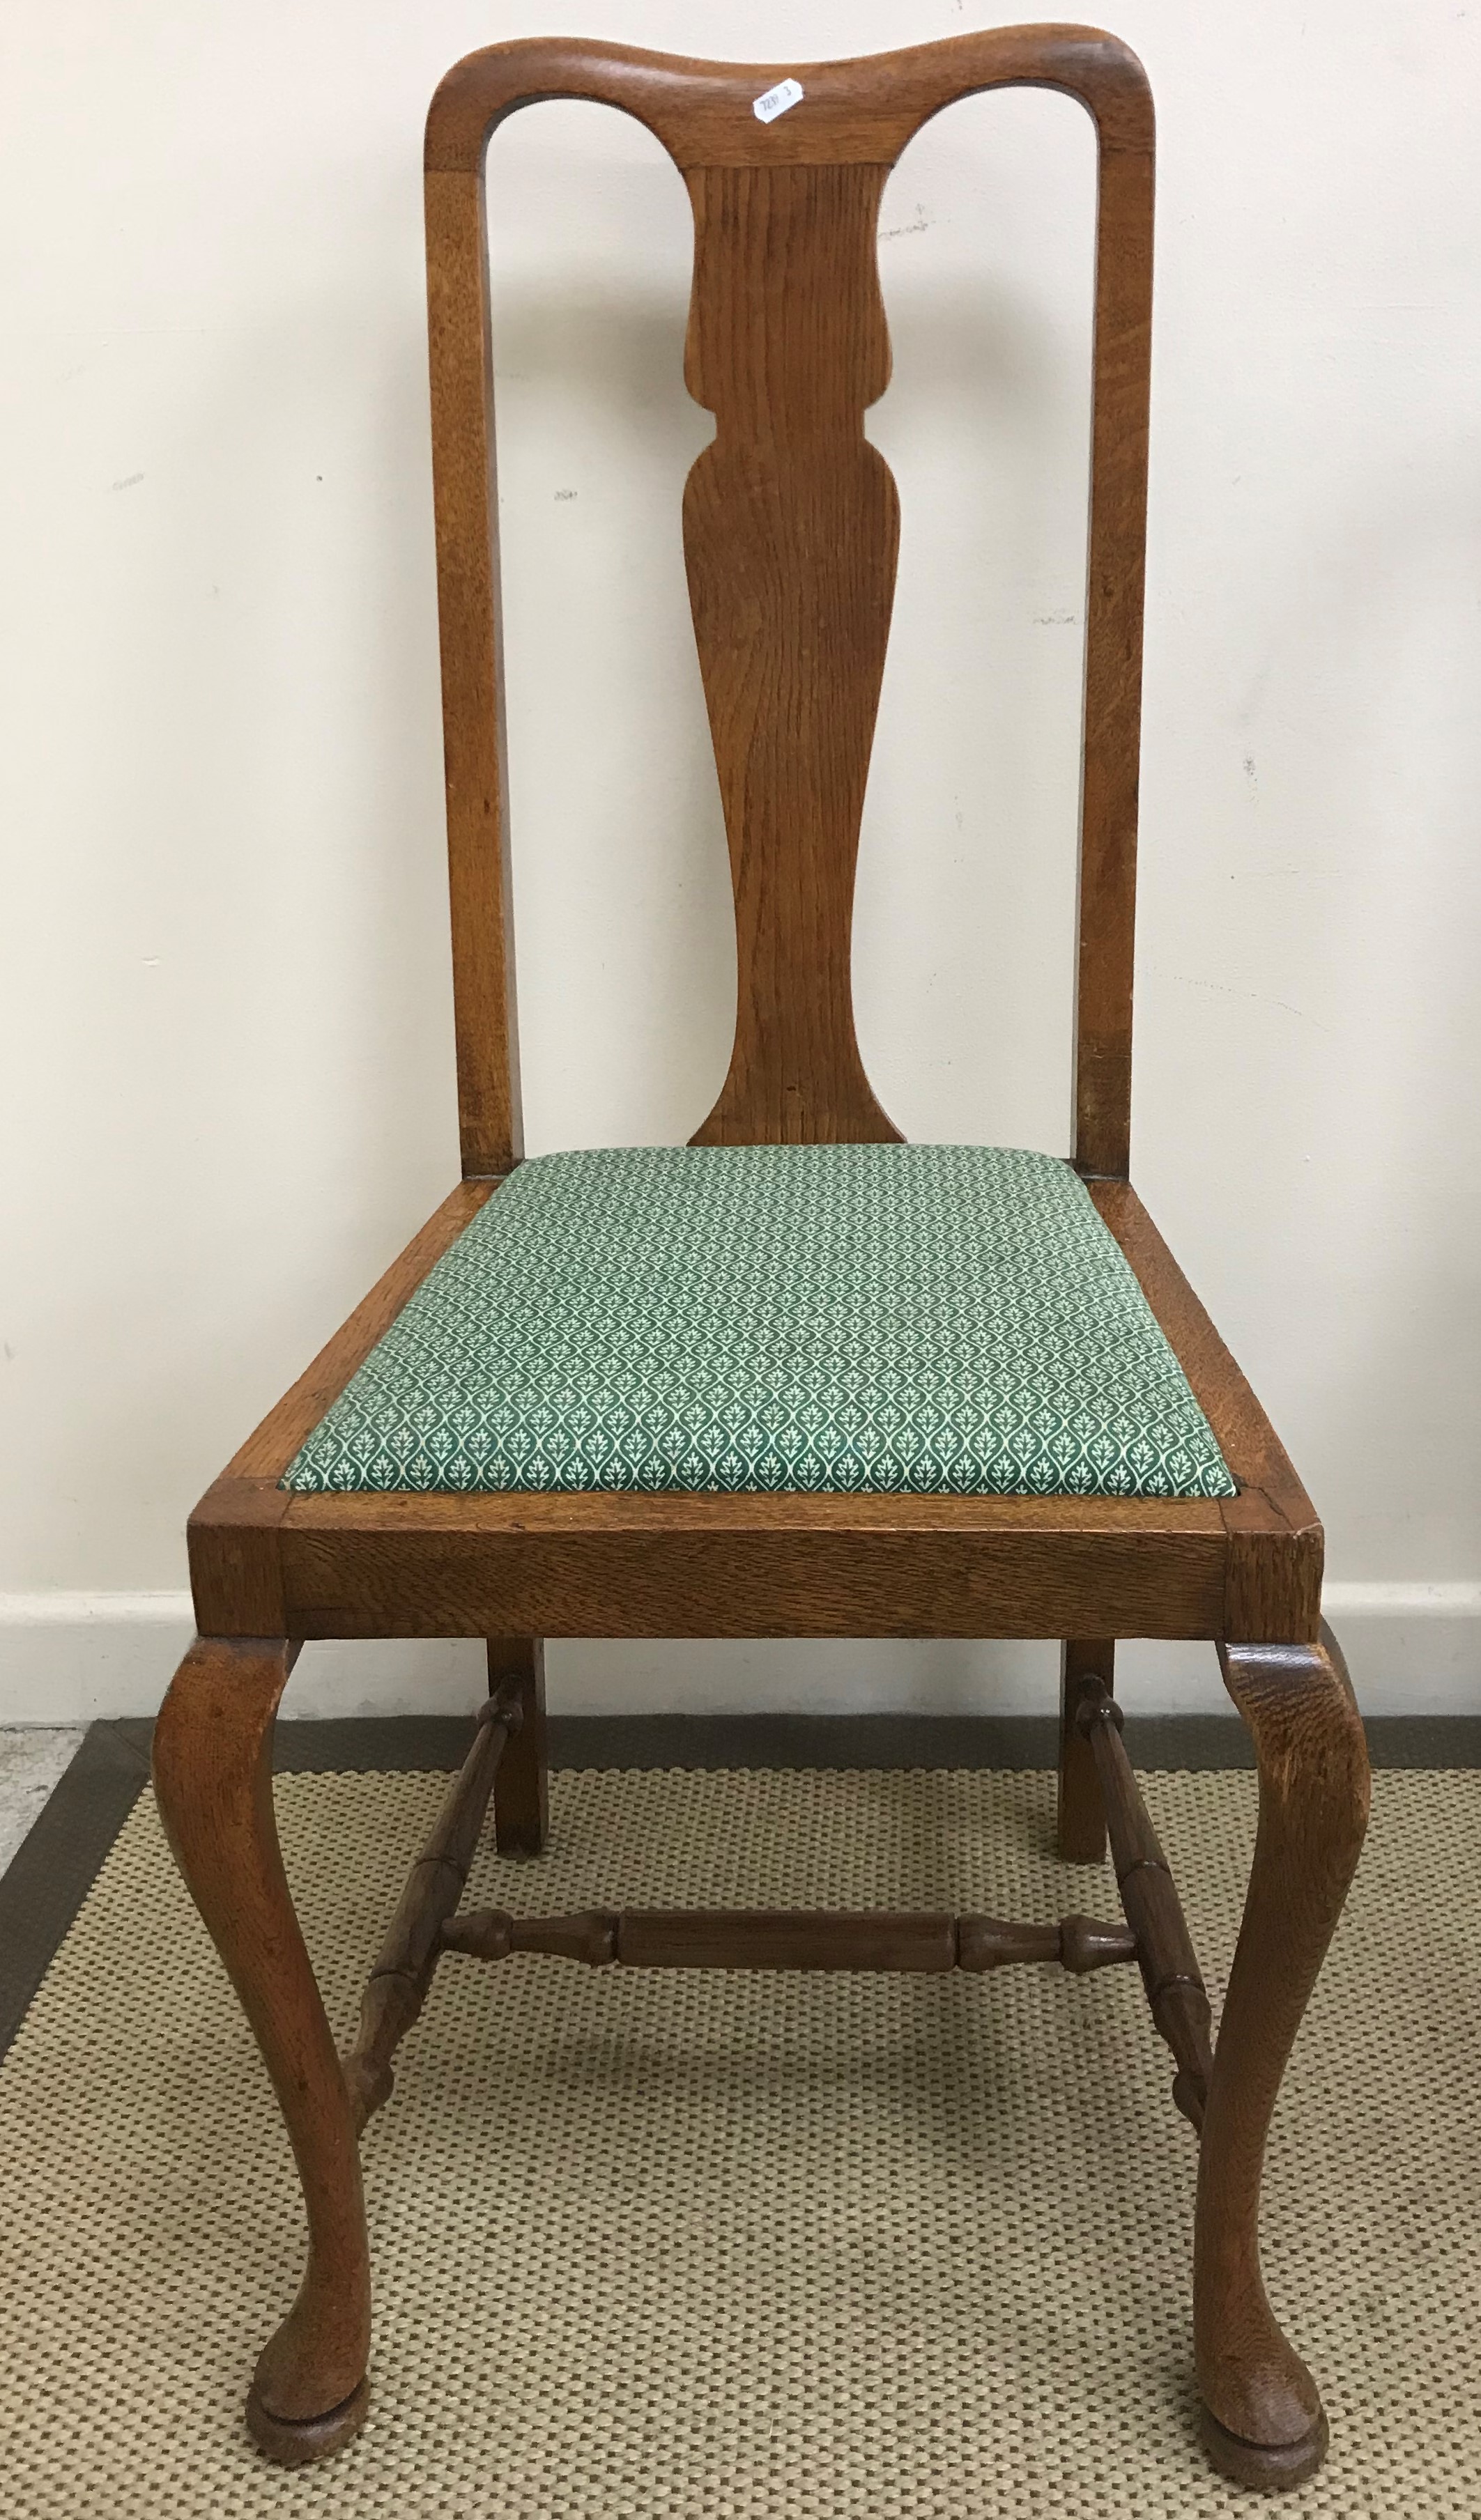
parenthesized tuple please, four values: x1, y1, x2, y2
(105, 270, 456, 1536)
(1133, 434, 1481, 1655)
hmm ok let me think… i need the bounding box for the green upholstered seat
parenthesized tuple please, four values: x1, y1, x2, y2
(284, 1144, 1234, 1501)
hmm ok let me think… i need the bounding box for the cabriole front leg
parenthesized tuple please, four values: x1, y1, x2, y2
(152, 1637, 371, 2465)
(1195, 1631, 1369, 2489)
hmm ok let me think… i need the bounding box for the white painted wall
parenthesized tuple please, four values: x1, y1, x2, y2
(2, 3, 1478, 1722)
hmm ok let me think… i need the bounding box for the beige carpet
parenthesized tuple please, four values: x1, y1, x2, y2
(1, 1764, 1477, 2518)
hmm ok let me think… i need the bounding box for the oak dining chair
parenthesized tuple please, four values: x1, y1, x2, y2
(151, 25, 1370, 2491)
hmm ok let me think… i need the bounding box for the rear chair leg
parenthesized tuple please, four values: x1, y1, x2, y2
(491, 1635, 547, 1854)
(1058, 1639, 1111, 1862)
(152, 1637, 371, 2466)
(1195, 1626, 1369, 2489)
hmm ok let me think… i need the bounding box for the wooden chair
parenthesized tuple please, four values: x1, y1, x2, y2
(152, 26, 1370, 2491)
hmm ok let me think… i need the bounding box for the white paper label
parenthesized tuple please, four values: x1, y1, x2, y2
(752, 77, 804, 124)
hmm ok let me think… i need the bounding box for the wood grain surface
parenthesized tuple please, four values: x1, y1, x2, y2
(229, 1179, 501, 1479)
(488, 1634, 548, 1854)
(424, 25, 1153, 1166)
(341, 1684, 520, 2131)
(1057, 1638, 1112, 1863)
(271, 1487, 1227, 1643)
(684, 160, 902, 1144)
(164, 32, 1363, 2491)
(427, 28, 1156, 176)
(437, 1906, 1140, 1973)
(151, 1639, 371, 2451)
(1079, 1678, 1213, 2128)
(1090, 1180, 1324, 1641)
(1195, 1635, 1370, 2487)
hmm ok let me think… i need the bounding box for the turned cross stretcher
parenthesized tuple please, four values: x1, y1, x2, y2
(151, 24, 1371, 2497)
(339, 1674, 1212, 2145)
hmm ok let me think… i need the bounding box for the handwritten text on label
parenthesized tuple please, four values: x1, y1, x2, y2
(752, 78, 804, 125)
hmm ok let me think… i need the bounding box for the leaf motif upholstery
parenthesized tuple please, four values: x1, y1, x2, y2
(284, 1146, 1234, 1501)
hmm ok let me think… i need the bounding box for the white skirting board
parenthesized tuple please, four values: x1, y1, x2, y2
(0, 1586, 1476, 1724)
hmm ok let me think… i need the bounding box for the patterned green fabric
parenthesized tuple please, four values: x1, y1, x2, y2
(284, 1145, 1234, 1500)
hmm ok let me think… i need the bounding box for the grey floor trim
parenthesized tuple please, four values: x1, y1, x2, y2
(548, 1712, 1215, 1771)
(0, 1722, 154, 2059)
(1, 1708, 1475, 2068)
(270, 1716, 483, 1775)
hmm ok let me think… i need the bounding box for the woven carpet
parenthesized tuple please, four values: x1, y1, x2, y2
(1, 1766, 1476, 2517)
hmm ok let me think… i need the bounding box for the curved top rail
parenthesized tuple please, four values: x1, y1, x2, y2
(426, 26, 1153, 175)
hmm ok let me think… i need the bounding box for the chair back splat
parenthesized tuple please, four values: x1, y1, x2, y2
(424, 27, 1154, 1174)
